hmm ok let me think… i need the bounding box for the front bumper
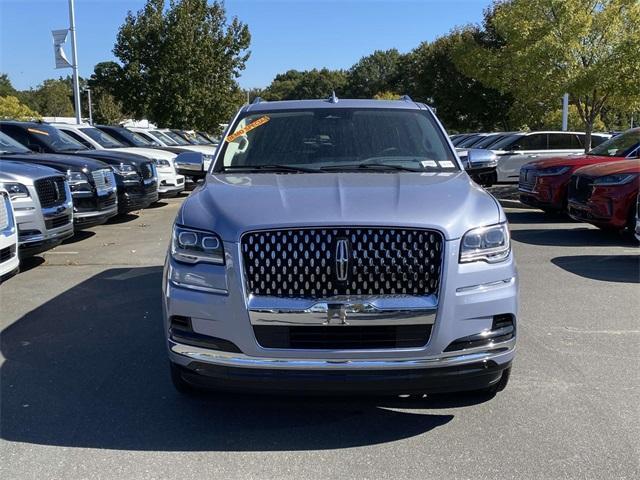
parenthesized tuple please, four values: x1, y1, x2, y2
(158, 170, 185, 196)
(164, 237, 518, 392)
(118, 185, 159, 213)
(72, 191, 118, 229)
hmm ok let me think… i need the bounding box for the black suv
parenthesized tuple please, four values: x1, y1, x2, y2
(0, 131, 117, 228)
(0, 122, 159, 213)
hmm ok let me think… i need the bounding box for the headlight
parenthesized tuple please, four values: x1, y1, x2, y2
(537, 166, 570, 176)
(171, 225, 224, 265)
(592, 173, 637, 185)
(111, 163, 140, 179)
(154, 159, 171, 168)
(460, 223, 510, 263)
(0, 182, 30, 199)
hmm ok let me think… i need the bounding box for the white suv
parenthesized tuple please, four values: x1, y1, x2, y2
(0, 187, 19, 280)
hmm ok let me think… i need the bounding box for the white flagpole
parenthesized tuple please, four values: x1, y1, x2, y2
(68, 0, 82, 124)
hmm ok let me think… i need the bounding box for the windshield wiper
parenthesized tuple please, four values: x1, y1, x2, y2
(320, 163, 422, 172)
(224, 164, 321, 173)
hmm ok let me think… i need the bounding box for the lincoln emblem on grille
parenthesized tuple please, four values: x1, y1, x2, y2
(335, 239, 350, 282)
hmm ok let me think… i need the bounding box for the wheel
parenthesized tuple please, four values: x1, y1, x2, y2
(485, 366, 511, 394)
(170, 362, 196, 394)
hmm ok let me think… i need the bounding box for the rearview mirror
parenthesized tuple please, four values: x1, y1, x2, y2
(464, 149, 498, 173)
(175, 151, 205, 179)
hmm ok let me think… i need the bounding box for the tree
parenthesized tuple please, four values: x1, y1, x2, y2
(0, 74, 17, 97)
(373, 91, 402, 100)
(455, 0, 640, 149)
(346, 49, 404, 98)
(93, 92, 125, 124)
(21, 78, 75, 117)
(0, 95, 40, 120)
(262, 68, 348, 101)
(404, 33, 513, 132)
(112, 0, 250, 130)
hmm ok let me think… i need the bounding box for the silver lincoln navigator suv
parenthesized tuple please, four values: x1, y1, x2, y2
(163, 97, 518, 395)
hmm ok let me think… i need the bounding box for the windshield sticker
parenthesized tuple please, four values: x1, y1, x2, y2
(421, 160, 437, 168)
(438, 160, 455, 168)
(28, 128, 49, 136)
(226, 116, 270, 142)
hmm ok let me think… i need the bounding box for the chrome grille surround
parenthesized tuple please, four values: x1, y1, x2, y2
(91, 169, 116, 195)
(0, 192, 8, 230)
(241, 227, 444, 299)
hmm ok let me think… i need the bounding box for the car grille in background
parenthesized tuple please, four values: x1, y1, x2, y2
(0, 245, 16, 262)
(91, 169, 116, 195)
(569, 175, 593, 203)
(519, 169, 537, 191)
(242, 227, 443, 298)
(0, 193, 8, 230)
(140, 162, 155, 180)
(253, 324, 432, 349)
(34, 176, 67, 208)
(45, 215, 71, 230)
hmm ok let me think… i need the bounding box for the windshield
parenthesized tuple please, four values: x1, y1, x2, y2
(80, 127, 124, 148)
(489, 134, 524, 151)
(119, 128, 152, 147)
(218, 108, 457, 172)
(161, 130, 189, 145)
(28, 125, 88, 152)
(152, 130, 178, 145)
(0, 131, 30, 154)
(589, 129, 640, 157)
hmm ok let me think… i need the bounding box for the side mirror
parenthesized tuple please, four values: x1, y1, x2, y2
(465, 148, 498, 173)
(175, 151, 206, 179)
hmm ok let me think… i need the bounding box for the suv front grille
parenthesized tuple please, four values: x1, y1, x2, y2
(241, 227, 443, 298)
(140, 162, 155, 180)
(91, 169, 116, 195)
(519, 169, 537, 192)
(254, 324, 432, 349)
(34, 176, 67, 208)
(569, 175, 593, 203)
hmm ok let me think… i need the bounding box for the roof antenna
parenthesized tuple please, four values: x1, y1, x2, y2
(401, 95, 413, 102)
(251, 96, 264, 104)
(327, 91, 339, 104)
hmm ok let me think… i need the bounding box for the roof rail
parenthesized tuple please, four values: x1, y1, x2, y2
(327, 91, 339, 104)
(400, 95, 413, 102)
(251, 96, 264, 105)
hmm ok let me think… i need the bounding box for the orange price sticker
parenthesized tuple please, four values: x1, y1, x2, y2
(226, 115, 270, 142)
(27, 128, 49, 136)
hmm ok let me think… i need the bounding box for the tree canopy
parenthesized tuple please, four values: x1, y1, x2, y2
(454, 0, 640, 146)
(108, 0, 250, 130)
(0, 95, 40, 120)
(262, 69, 348, 101)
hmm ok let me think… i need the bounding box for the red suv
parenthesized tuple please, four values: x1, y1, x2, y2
(518, 128, 640, 213)
(567, 159, 640, 232)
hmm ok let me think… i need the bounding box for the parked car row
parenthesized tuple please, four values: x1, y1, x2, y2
(517, 128, 640, 234)
(0, 120, 218, 281)
(451, 130, 612, 184)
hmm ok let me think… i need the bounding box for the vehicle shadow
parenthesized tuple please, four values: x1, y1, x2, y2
(61, 230, 96, 245)
(0, 266, 470, 452)
(17, 255, 45, 273)
(106, 213, 139, 224)
(551, 255, 640, 283)
(510, 227, 635, 247)
(505, 210, 570, 225)
(146, 201, 169, 209)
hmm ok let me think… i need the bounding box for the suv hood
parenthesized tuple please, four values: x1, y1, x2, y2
(575, 159, 640, 177)
(527, 154, 620, 170)
(66, 149, 150, 166)
(0, 159, 62, 183)
(108, 147, 176, 161)
(0, 152, 110, 172)
(180, 172, 502, 241)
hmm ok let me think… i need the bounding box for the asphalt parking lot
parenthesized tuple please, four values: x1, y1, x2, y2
(1, 193, 639, 480)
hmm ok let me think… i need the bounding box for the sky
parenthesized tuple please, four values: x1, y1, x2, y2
(0, 0, 489, 91)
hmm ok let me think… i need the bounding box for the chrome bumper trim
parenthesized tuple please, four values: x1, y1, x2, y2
(74, 206, 118, 218)
(247, 294, 437, 326)
(170, 338, 515, 370)
(456, 277, 515, 293)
